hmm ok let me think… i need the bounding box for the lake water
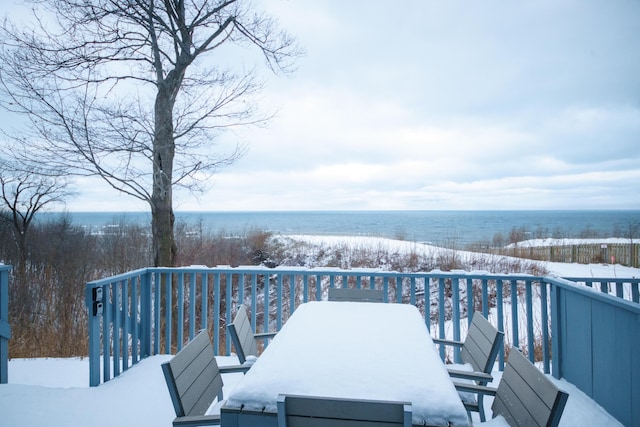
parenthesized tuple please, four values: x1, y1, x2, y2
(40, 210, 640, 246)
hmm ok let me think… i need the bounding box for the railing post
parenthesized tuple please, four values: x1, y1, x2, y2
(426, 276, 434, 331)
(164, 272, 172, 354)
(251, 273, 257, 332)
(214, 272, 221, 354)
(201, 273, 208, 331)
(315, 274, 322, 301)
(238, 273, 245, 305)
(452, 277, 461, 363)
(140, 270, 152, 358)
(265, 273, 272, 333)
(85, 282, 103, 387)
(410, 276, 416, 306)
(481, 278, 489, 317)
(103, 281, 112, 382)
(525, 280, 534, 361)
(276, 274, 283, 330)
(540, 280, 550, 374)
(225, 272, 233, 356)
(131, 276, 139, 364)
(112, 282, 120, 377)
(550, 280, 563, 379)
(496, 280, 505, 370)
(0, 265, 12, 385)
(177, 272, 185, 351)
(510, 279, 519, 350)
(438, 277, 446, 360)
(122, 279, 130, 372)
(465, 278, 473, 323)
(383, 277, 390, 304)
(289, 274, 296, 316)
(153, 271, 161, 355)
(303, 275, 309, 302)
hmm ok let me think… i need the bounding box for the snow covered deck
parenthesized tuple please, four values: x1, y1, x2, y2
(80, 256, 640, 425)
(0, 353, 625, 427)
(221, 301, 470, 427)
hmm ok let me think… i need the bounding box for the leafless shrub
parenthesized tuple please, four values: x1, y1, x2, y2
(3, 219, 556, 358)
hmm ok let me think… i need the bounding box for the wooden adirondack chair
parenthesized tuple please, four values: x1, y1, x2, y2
(327, 287, 385, 302)
(454, 347, 569, 426)
(432, 312, 504, 422)
(162, 329, 248, 426)
(227, 304, 277, 364)
(277, 394, 412, 427)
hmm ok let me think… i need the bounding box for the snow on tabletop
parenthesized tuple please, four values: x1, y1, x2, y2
(224, 301, 470, 427)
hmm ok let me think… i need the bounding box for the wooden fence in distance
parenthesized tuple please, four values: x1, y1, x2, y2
(496, 243, 639, 267)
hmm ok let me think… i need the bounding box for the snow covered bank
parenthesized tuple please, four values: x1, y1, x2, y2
(284, 234, 640, 278)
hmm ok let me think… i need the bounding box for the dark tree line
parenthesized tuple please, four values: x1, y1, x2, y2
(0, 213, 275, 357)
(0, 215, 149, 357)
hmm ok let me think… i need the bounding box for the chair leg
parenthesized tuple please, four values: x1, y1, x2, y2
(464, 408, 473, 425)
(478, 395, 486, 422)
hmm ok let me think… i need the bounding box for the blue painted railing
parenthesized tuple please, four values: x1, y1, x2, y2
(549, 276, 640, 427)
(86, 266, 591, 385)
(562, 277, 640, 303)
(0, 265, 11, 384)
(85, 267, 639, 425)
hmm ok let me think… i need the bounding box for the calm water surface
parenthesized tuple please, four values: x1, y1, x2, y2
(40, 210, 640, 246)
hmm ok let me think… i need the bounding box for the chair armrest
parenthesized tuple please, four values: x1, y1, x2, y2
(254, 331, 277, 340)
(453, 381, 498, 397)
(447, 368, 494, 383)
(432, 337, 463, 348)
(173, 414, 221, 426)
(219, 364, 251, 374)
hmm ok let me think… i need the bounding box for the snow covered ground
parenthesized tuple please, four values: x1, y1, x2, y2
(0, 351, 623, 426)
(1, 235, 636, 426)
(286, 234, 640, 278)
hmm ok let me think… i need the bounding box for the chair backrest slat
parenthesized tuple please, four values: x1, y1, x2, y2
(461, 313, 504, 374)
(327, 288, 384, 303)
(493, 348, 569, 427)
(228, 305, 258, 364)
(162, 330, 223, 418)
(278, 394, 411, 427)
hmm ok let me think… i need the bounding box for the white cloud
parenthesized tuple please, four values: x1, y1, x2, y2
(5, 0, 640, 212)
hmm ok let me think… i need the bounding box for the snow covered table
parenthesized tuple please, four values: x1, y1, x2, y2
(220, 301, 470, 427)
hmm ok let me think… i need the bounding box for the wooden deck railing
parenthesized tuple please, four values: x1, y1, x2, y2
(0, 265, 11, 384)
(548, 276, 640, 426)
(84, 266, 640, 425)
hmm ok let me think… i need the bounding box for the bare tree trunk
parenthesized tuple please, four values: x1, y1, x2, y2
(152, 82, 178, 267)
(151, 201, 176, 267)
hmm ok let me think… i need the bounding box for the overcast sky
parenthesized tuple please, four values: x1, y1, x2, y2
(6, 0, 640, 212)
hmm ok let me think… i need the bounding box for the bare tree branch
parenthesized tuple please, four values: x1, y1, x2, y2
(0, 0, 301, 266)
(0, 156, 76, 274)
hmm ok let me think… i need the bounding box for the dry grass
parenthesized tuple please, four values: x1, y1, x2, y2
(2, 218, 559, 358)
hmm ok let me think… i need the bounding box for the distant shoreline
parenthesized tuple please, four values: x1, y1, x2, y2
(36, 210, 640, 247)
(44, 208, 640, 213)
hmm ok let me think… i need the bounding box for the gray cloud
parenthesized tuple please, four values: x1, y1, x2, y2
(4, 0, 639, 211)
